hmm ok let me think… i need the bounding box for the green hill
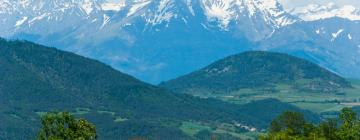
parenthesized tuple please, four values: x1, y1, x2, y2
(160, 51, 351, 95)
(0, 39, 320, 139)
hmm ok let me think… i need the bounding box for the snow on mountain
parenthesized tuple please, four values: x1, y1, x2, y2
(0, 0, 300, 83)
(0, 0, 299, 39)
(198, 0, 298, 40)
(259, 17, 360, 80)
(202, 0, 298, 28)
(101, 1, 126, 11)
(331, 29, 344, 42)
(1, 0, 360, 84)
(127, 0, 152, 17)
(15, 16, 28, 27)
(289, 2, 360, 21)
(201, 0, 234, 29)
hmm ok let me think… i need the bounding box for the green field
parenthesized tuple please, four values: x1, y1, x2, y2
(179, 121, 260, 140)
(211, 79, 360, 115)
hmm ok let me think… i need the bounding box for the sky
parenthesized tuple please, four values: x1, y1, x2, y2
(107, 0, 360, 9)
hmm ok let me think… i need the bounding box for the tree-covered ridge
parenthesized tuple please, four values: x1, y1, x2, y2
(0, 39, 320, 139)
(160, 51, 351, 95)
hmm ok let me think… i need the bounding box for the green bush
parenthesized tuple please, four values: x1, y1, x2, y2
(37, 112, 96, 140)
(261, 107, 360, 140)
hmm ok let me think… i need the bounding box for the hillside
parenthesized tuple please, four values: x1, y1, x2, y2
(0, 39, 320, 139)
(160, 51, 351, 95)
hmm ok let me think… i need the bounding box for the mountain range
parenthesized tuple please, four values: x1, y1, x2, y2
(1, 0, 360, 83)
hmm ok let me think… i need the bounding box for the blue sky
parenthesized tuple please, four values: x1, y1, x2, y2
(106, 0, 360, 9)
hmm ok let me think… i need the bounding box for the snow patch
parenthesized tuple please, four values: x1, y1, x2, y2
(148, 0, 175, 25)
(100, 14, 110, 29)
(15, 17, 28, 27)
(331, 29, 344, 41)
(186, 0, 195, 16)
(29, 13, 49, 25)
(127, 0, 151, 17)
(101, 2, 126, 11)
(202, 0, 234, 29)
(81, 0, 94, 15)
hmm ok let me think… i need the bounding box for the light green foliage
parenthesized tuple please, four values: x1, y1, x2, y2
(269, 111, 307, 135)
(261, 108, 360, 140)
(37, 112, 96, 140)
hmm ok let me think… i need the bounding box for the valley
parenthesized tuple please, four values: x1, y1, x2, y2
(1, 0, 360, 139)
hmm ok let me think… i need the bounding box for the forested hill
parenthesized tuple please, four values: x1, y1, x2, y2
(160, 51, 351, 95)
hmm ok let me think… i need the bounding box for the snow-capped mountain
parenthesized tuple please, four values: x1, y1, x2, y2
(289, 2, 360, 21)
(1, 0, 359, 83)
(0, 0, 300, 83)
(0, 0, 105, 36)
(1, 0, 298, 40)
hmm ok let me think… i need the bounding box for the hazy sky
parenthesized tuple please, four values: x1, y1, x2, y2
(106, 0, 360, 9)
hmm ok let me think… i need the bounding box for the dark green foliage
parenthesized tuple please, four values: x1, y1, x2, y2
(194, 130, 239, 140)
(237, 99, 320, 128)
(269, 111, 307, 135)
(318, 119, 339, 140)
(160, 51, 351, 94)
(37, 112, 96, 140)
(261, 108, 360, 140)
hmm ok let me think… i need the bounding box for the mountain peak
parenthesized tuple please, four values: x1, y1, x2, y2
(201, 0, 297, 30)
